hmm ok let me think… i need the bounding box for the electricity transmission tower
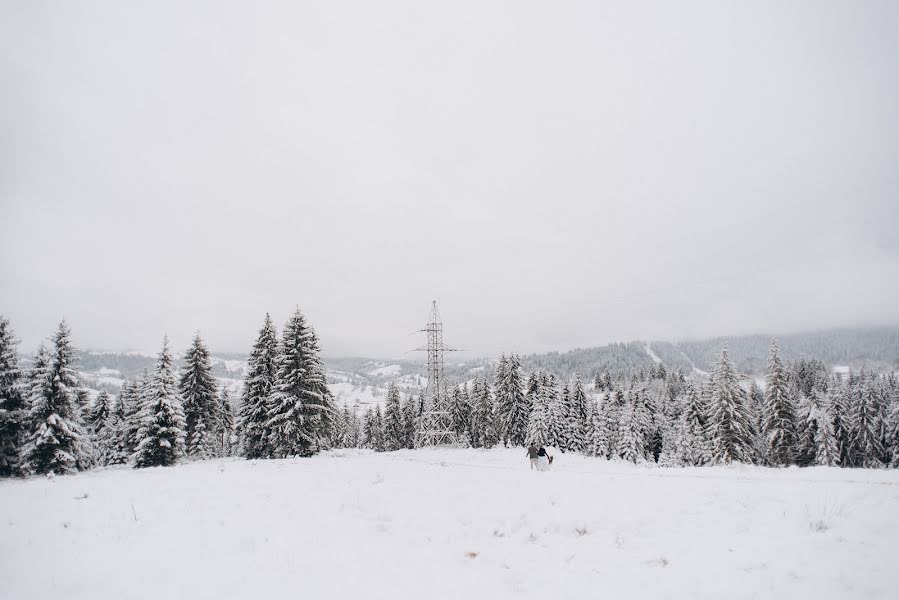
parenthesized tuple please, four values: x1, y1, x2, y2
(412, 301, 459, 446)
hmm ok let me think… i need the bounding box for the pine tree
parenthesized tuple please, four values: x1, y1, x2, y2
(95, 394, 125, 466)
(588, 394, 611, 458)
(761, 340, 798, 466)
(238, 314, 279, 459)
(267, 309, 333, 458)
(119, 377, 144, 455)
(449, 385, 470, 438)
(616, 399, 642, 463)
(566, 376, 589, 453)
(132, 337, 187, 468)
(23, 321, 91, 475)
(829, 378, 853, 466)
(814, 405, 840, 467)
(88, 391, 111, 433)
(179, 333, 220, 458)
(218, 386, 235, 456)
(365, 406, 385, 451)
(527, 395, 549, 447)
(188, 415, 214, 459)
(402, 395, 417, 449)
(0, 316, 25, 477)
(495, 354, 528, 447)
(541, 373, 563, 448)
(383, 383, 404, 451)
(675, 383, 711, 466)
(886, 398, 899, 468)
(707, 344, 756, 465)
(849, 371, 884, 468)
(558, 383, 571, 452)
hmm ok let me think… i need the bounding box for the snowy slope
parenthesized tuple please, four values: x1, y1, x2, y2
(2, 449, 897, 600)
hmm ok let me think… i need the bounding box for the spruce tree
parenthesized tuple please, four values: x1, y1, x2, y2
(558, 383, 572, 452)
(88, 391, 111, 433)
(675, 383, 711, 466)
(23, 321, 91, 475)
(495, 354, 528, 447)
(616, 400, 642, 463)
(132, 338, 187, 468)
(402, 395, 417, 449)
(267, 309, 333, 457)
(238, 314, 279, 459)
(449, 385, 470, 438)
(761, 340, 798, 466)
(588, 394, 611, 458)
(179, 333, 220, 458)
(566, 376, 589, 453)
(849, 371, 884, 467)
(96, 394, 126, 466)
(814, 406, 840, 467)
(474, 377, 498, 448)
(829, 378, 853, 466)
(383, 383, 404, 451)
(527, 395, 548, 447)
(0, 316, 25, 476)
(218, 386, 235, 456)
(707, 344, 756, 464)
(541, 373, 563, 448)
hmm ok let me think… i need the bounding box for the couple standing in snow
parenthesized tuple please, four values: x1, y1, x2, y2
(527, 443, 552, 471)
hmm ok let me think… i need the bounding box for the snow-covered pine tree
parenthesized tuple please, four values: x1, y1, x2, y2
(238, 314, 279, 459)
(402, 395, 417, 449)
(707, 344, 756, 465)
(616, 399, 642, 463)
(383, 383, 404, 451)
(179, 333, 220, 459)
(102, 388, 130, 465)
(886, 396, 899, 468)
(796, 386, 828, 466)
(370, 405, 386, 451)
(188, 415, 214, 459)
(267, 309, 334, 457)
(526, 394, 549, 447)
(848, 370, 884, 468)
(23, 321, 92, 475)
(88, 391, 111, 434)
(218, 386, 235, 456)
(558, 382, 571, 452)
(566, 375, 589, 453)
(132, 337, 187, 468)
(495, 354, 528, 447)
(130, 374, 152, 453)
(588, 393, 611, 458)
(748, 380, 765, 438)
(675, 383, 711, 466)
(0, 316, 25, 477)
(761, 340, 798, 466)
(449, 385, 470, 438)
(814, 404, 840, 467)
(541, 373, 563, 448)
(470, 377, 498, 448)
(827, 377, 852, 466)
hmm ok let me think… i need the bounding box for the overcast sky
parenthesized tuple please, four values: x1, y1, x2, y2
(1, 1, 898, 359)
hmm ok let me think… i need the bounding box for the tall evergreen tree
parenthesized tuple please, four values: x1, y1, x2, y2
(179, 333, 219, 458)
(238, 314, 280, 459)
(761, 340, 798, 466)
(588, 394, 611, 458)
(383, 383, 404, 451)
(267, 309, 333, 457)
(402, 395, 417, 449)
(0, 316, 25, 476)
(88, 391, 111, 434)
(495, 354, 528, 447)
(470, 377, 498, 448)
(132, 338, 187, 468)
(616, 399, 642, 463)
(527, 394, 549, 447)
(449, 385, 470, 439)
(829, 377, 853, 466)
(814, 404, 840, 467)
(675, 383, 711, 466)
(566, 376, 589, 453)
(23, 321, 91, 475)
(849, 371, 884, 467)
(218, 386, 235, 456)
(96, 394, 127, 466)
(707, 344, 756, 464)
(541, 373, 563, 448)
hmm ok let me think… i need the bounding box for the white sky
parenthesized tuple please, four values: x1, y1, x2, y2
(2, 1, 898, 358)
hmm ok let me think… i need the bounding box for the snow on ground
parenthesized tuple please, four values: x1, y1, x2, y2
(2, 449, 897, 600)
(330, 380, 384, 408)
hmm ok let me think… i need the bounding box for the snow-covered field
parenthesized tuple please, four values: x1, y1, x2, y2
(2, 449, 898, 600)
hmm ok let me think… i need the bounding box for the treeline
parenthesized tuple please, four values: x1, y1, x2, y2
(0, 309, 334, 476)
(334, 343, 899, 469)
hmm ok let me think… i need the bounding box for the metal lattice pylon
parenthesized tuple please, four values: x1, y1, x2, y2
(412, 301, 458, 446)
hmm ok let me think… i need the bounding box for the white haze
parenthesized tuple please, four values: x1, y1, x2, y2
(1, 1, 898, 358)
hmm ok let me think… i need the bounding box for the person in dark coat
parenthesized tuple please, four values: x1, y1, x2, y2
(527, 443, 539, 469)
